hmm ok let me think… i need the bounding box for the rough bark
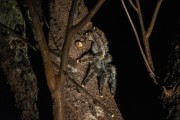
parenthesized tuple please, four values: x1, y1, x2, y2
(162, 37, 180, 120)
(0, 0, 39, 119)
(0, 34, 39, 120)
(0, 19, 39, 120)
(48, 0, 124, 119)
(0, 0, 124, 119)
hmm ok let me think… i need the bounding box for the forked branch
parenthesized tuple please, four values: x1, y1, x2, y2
(134, 0, 163, 71)
(26, 0, 63, 119)
(128, 0, 137, 11)
(60, 0, 106, 72)
(121, 0, 158, 84)
(122, 0, 164, 84)
(58, 0, 106, 119)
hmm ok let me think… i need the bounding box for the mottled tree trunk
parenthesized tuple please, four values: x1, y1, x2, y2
(0, 0, 39, 119)
(0, 0, 123, 120)
(48, 0, 123, 119)
(0, 27, 39, 120)
(0, 34, 39, 120)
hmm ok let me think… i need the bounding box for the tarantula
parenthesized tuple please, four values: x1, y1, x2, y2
(76, 27, 117, 97)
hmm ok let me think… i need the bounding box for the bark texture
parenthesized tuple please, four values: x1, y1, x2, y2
(0, 0, 39, 119)
(163, 37, 180, 120)
(0, 0, 123, 119)
(0, 23, 39, 120)
(0, 34, 39, 120)
(48, 0, 123, 119)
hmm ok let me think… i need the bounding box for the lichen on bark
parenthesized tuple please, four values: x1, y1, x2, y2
(0, 0, 39, 119)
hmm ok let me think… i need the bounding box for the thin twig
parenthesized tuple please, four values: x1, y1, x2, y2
(143, 0, 163, 71)
(73, 0, 105, 32)
(67, 0, 79, 29)
(135, 0, 155, 71)
(59, 0, 79, 71)
(145, 0, 163, 39)
(128, 0, 137, 11)
(135, 0, 145, 35)
(121, 0, 158, 84)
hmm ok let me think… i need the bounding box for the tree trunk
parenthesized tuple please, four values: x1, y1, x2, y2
(0, 0, 123, 119)
(0, 0, 39, 119)
(48, 0, 123, 119)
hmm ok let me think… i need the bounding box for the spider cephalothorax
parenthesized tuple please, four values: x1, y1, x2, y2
(76, 27, 117, 97)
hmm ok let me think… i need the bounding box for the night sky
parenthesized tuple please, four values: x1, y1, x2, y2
(1, 0, 180, 120)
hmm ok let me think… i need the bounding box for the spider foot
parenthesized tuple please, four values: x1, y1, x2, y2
(81, 81, 86, 87)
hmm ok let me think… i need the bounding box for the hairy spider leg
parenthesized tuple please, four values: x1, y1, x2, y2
(77, 52, 94, 63)
(81, 63, 99, 87)
(107, 64, 117, 96)
(98, 69, 108, 97)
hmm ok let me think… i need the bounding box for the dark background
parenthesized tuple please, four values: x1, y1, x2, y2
(1, 0, 180, 120)
(86, 0, 180, 120)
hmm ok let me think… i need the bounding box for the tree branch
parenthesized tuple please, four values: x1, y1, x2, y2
(67, 0, 79, 29)
(128, 0, 137, 11)
(121, 0, 158, 84)
(145, 0, 163, 39)
(143, 0, 163, 71)
(54, 1, 79, 119)
(122, 0, 163, 84)
(73, 0, 105, 32)
(134, 0, 155, 71)
(135, 0, 145, 35)
(26, 0, 63, 120)
(60, 0, 106, 71)
(27, 0, 56, 91)
(57, 1, 106, 119)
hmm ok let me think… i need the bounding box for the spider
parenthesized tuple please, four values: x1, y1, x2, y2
(76, 27, 117, 97)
